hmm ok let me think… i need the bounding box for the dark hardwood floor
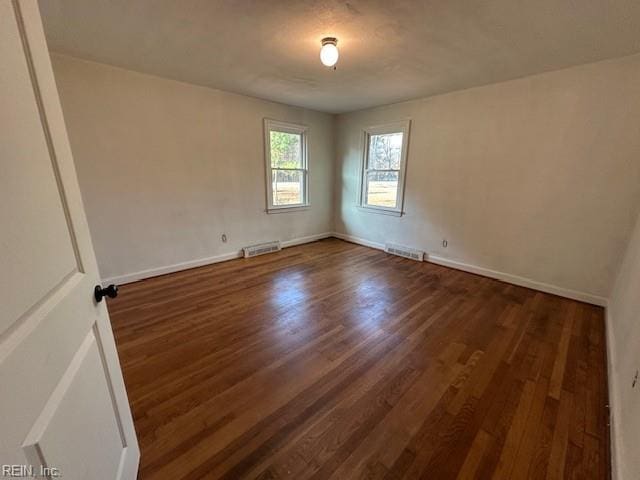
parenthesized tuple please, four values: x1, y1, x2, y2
(108, 238, 610, 479)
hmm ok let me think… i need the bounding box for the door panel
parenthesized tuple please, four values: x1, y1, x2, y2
(0, 0, 79, 335)
(0, 1, 139, 477)
(23, 328, 126, 480)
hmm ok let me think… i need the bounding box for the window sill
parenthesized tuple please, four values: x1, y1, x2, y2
(266, 204, 311, 214)
(357, 205, 404, 217)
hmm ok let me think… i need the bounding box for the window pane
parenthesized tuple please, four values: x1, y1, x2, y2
(366, 171, 399, 208)
(368, 133, 403, 170)
(272, 169, 304, 205)
(270, 131, 302, 168)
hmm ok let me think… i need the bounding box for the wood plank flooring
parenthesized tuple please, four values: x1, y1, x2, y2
(108, 238, 610, 479)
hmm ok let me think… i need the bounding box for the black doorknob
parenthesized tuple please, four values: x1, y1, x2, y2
(94, 284, 118, 303)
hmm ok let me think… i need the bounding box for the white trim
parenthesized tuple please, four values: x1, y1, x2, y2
(264, 118, 309, 213)
(331, 232, 607, 306)
(359, 119, 411, 215)
(281, 232, 332, 248)
(266, 204, 310, 214)
(605, 307, 620, 480)
(101, 251, 242, 286)
(357, 205, 404, 217)
(102, 232, 332, 286)
(331, 232, 385, 251)
(428, 254, 608, 306)
(104, 230, 609, 306)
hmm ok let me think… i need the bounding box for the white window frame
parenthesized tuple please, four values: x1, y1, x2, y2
(359, 119, 411, 216)
(264, 119, 310, 213)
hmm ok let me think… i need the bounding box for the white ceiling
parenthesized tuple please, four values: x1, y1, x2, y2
(40, 0, 640, 113)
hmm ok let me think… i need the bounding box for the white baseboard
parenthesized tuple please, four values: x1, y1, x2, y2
(102, 232, 333, 286)
(104, 230, 608, 307)
(331, 231, 607, 307)
(331, 232, 385, 251)
(281, 232, 333, 248)
(101, 251, 242, 286)
(428, 254, 607, 306)
(605, 307, 620, 480)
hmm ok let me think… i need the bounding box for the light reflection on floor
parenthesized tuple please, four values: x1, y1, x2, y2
(269, 267, 310, 310)
(347, 275, 394, 327)
(267, 267, 314, 341)
(266, 264, 400, 349)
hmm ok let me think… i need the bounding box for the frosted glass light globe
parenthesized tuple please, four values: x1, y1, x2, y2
(320, 40, 339, 67)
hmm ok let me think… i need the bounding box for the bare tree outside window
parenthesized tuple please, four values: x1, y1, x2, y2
(360, 120, 410, 215)
(270, 131, 304, 205)
(365, 132, 403, 207)
(264, 119, 309, 211)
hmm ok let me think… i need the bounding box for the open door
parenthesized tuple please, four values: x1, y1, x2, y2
(0, 1, 139, 478)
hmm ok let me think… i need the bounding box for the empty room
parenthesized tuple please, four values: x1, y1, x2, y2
(3, 0, 640, 478)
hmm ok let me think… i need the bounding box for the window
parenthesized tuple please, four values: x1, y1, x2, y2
(264, 119, 309, 212)
(360, 120, 410, 216)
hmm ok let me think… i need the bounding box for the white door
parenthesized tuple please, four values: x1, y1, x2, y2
(0, 1, 139, 478)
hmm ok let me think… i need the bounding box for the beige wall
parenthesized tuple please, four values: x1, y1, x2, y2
(51, 54, 335, 282)
(608, 209, 640, 480)
(335, 54, 640, 301)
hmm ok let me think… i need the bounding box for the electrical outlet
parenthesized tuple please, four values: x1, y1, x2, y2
(633, 370, 638, 388)
(221, 233, 228, 243)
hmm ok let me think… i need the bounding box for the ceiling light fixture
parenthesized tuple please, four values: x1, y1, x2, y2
(320, 37, 339, 68)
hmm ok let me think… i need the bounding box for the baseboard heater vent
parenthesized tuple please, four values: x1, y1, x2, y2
(385, 243, 425, 262)
(243, 241, 281, 258)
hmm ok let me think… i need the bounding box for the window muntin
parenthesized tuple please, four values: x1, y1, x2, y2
(361, 121, 410, 214)
(264, 120, 308, 211)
